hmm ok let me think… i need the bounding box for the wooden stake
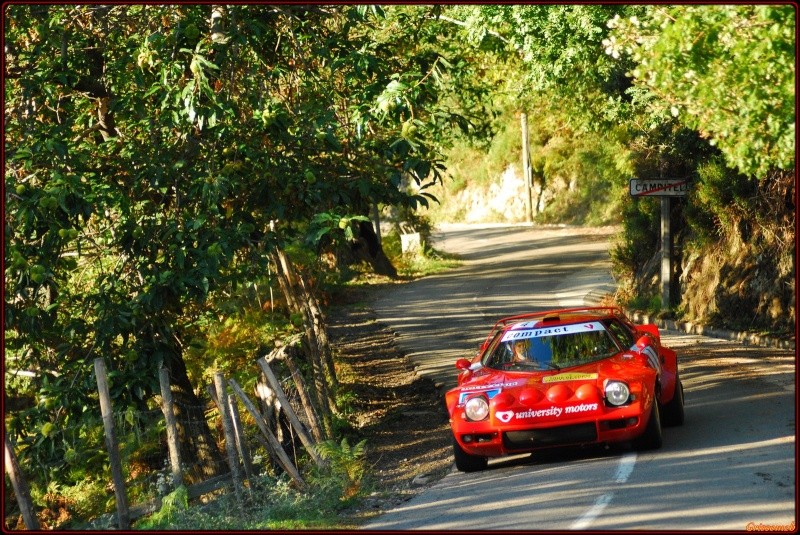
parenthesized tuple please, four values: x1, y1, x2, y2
(93, 358, 130, 529)
(213, 372, 244, 508)
(227, 391, 254, 482)
(257, 357, 324, 467)
(4, 430, 40, 530)
(282, 345, 325, 443)
(228, 379, 307, 490)
(158, 367, 183, 489)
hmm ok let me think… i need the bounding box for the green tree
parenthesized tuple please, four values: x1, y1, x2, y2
(458, 5, 647, 130)
(4, 4, 264, 479)
(4, 4, 498, 492)
(439, 5, 793, 328)
(605, 5, 795, 178)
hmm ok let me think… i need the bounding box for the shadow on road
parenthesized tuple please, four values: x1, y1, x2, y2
(364, 225, 795, 531)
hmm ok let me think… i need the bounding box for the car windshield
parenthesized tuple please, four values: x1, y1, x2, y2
(484, 321, 620, 371)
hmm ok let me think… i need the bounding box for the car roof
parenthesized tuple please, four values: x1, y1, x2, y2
(494, 306, 624, 333)
(477, 307, 627, 355)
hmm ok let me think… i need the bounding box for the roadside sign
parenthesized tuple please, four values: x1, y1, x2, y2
(628, 177, 689, 311)
(629, 178, 689, 197)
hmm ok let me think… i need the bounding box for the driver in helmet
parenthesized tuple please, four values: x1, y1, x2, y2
(511, 339, 530, 363)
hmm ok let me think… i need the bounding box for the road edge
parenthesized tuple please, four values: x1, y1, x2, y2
(583, 287, 795, 351)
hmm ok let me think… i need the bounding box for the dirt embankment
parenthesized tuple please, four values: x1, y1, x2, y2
(326, 291, 453, 524)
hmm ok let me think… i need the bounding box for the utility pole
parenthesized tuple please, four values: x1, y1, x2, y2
(660, 197, 671, 312)
(521, 113, 533, 223)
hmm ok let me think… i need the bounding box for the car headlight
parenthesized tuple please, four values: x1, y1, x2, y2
(604, 381, 630, 406)
(464, 396, 490, 421)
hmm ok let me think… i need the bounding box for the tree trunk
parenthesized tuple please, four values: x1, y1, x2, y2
(353, 221, 398, 278)
(164, 350, 226, 483)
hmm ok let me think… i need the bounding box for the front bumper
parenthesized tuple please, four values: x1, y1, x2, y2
(453, 402, 647, 457)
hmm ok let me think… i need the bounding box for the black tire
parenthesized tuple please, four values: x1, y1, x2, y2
(633, 399, 663, 451)
(453, 437, 488, 472)
(661, 377, 685, 427)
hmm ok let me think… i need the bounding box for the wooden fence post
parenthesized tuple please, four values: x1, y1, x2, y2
(270, 249, 335, 436)
(4, 430, 40, 530)
(158, 367, 183, 489)
(93, 358, 130, 529)
(257, 357, 324, 467)
(228, 379, 307, 490)
(213, 372, 244, 508)
(227, 391, 255, 482)
(282, 345, 325, 443)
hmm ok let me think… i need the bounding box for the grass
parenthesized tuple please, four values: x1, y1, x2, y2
(380, 231, 462, 278)
(625, 293, 663, 316)
(133, 462, 371, 530)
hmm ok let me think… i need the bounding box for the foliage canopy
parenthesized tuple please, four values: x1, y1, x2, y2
(3, 4, 795, 528)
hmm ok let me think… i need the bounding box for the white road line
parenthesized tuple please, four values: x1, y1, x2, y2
(570, 453, 637, 530)
(571, 493, 613, 530)
(614, 452, 637, 483)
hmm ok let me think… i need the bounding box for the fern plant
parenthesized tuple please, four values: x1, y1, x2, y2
(135, 485, 189, 529)
(313, 438, 368, 500)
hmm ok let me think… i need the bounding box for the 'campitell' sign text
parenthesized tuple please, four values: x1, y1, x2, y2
(629, 178, 689, 197)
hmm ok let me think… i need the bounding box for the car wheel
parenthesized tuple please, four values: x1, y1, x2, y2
(633, 399, 663, 451)
(452, 437, 488, 472)
(661, 377, 685, 427)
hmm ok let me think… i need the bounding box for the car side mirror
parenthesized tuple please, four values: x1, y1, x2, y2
(635, 335, 650, 350)
(456, 358, 472, 370)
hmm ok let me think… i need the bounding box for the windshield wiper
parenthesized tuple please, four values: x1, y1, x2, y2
(540, 361, 560, 371)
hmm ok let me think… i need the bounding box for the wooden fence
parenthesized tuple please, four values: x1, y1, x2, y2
(5, 350, 326, 530)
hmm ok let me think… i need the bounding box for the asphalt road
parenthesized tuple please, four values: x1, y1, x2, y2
(366, 223, 796, 531)
(373, 224, 618, 391)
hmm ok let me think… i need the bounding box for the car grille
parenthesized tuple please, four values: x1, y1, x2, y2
(502, 423, 597, 450)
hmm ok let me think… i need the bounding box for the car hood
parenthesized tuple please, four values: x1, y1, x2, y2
(450, 355, 654, 401)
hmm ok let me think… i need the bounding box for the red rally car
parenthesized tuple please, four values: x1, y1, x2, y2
(445, 306, 684, 472)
